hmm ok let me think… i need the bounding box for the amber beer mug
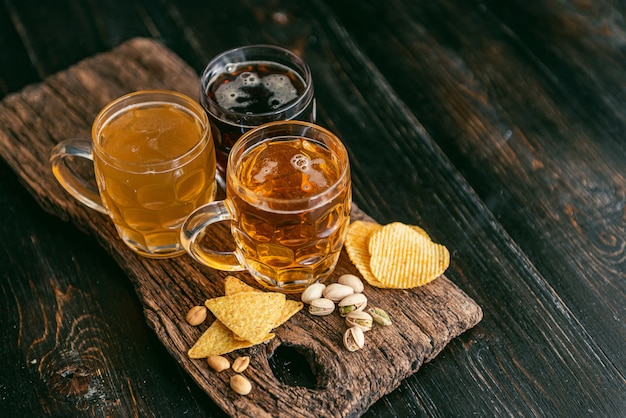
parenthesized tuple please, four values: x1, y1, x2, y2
(181, 121, 351, 293)
(50, 90, 217, 258)
(200, 45, 316, 187)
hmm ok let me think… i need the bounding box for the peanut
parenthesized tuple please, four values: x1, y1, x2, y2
(230, 374, 252, 395)
(232, 356, 250, 373)
(185, 305, 207, 326)
(207, 355, 230, 372)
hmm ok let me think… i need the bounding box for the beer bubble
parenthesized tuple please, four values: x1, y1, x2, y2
(240, 72, 261, 87)
(291, 153, 310, 172)
(291, 153, 328, 191)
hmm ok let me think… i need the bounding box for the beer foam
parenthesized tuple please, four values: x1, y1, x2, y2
(263, 74, 298, 109)
(215, 68, 299, 113)
(240, 72, 261, 87)
(214, 73, 256, 111)
(290, 153, 327, 191)
(253, 160, 278, 183)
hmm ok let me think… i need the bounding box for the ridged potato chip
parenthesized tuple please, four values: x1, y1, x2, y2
(369, 222, 449, 288)
(344, 221, 385, 287)
(345, 220, 449, 289)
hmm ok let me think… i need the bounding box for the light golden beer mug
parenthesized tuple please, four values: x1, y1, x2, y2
(181, 121, 351, 293)
(50, 90, 217, 258)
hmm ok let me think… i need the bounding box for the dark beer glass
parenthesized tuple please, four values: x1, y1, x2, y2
(199, 45, 316, 188)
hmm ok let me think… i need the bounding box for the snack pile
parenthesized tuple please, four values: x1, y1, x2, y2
(187, 220, 450, 359)
(345, 221, 450, 288)
(188, 276, 303, 358)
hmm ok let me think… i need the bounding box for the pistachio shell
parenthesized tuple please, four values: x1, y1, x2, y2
(301, 282, 326, 304)
(343, 326, 365, 351)
(367, 307, 392, 326)
(308, 298, 335, 316)
(338, 293, 368, 317)
(323, 283, 354, 302)
(338, 274, 364, 293)
(345, 310, 373, 331)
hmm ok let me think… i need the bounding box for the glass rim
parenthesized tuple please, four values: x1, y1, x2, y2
(226, 120, 350, 211)
(92, 90, 211, 171)
(200, 44, 314, 125)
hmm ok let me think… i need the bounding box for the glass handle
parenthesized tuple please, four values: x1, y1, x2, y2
(50, 139, 106, 214)
(180, 201, 245, 271)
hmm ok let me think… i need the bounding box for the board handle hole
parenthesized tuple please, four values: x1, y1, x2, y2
(268, 344, 319, 389)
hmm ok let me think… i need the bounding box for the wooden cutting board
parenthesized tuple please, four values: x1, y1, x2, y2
(0, 38, 482, 418)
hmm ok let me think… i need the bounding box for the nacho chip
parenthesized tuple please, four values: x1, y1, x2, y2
(279, 300, 304, 325)
(369, 222, 449, 288)
(224, 276, 303, 326)
(205, 292, 286, 344)
(187, 319, 274, 358)
(224, 275, 258, 295)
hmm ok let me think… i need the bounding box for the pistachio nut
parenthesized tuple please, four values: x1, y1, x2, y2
(343, 326, 365, 352)
(345, 310, 373, 331)
(308, 298, 335, 316)
(322, 283, 354, 302)
(338, 274, 364, 293)
(301, 282, 326, 304)
(338, 293, 368, 317)
(367, 307, 392, 326)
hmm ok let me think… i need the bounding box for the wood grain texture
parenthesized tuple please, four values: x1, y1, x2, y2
(0, 38, 482, 418)
(1, 0, 625, 416)
(325, 0, 626, 383)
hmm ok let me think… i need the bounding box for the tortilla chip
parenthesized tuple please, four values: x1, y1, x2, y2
(224, 276, 303, 325)
(224, 276, 258, 295)
(205, 292, 286, 344)
(187, 320, 274, 358)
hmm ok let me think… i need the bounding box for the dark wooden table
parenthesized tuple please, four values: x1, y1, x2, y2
(1, 1, 624, 417)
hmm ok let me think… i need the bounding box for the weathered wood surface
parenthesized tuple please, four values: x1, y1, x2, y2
(1, 1, 625, 417)
(0, 38, 482, 418)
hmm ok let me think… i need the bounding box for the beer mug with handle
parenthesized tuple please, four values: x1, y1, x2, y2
(181, 121, 351, 293)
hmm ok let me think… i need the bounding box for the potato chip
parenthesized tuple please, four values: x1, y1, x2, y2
(369, 222, 449, 288)
(205, 292, 286, 344)
(344, 221, 385, 286)
(187, 319, 273, 358)
(409, 224, 430, 240)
